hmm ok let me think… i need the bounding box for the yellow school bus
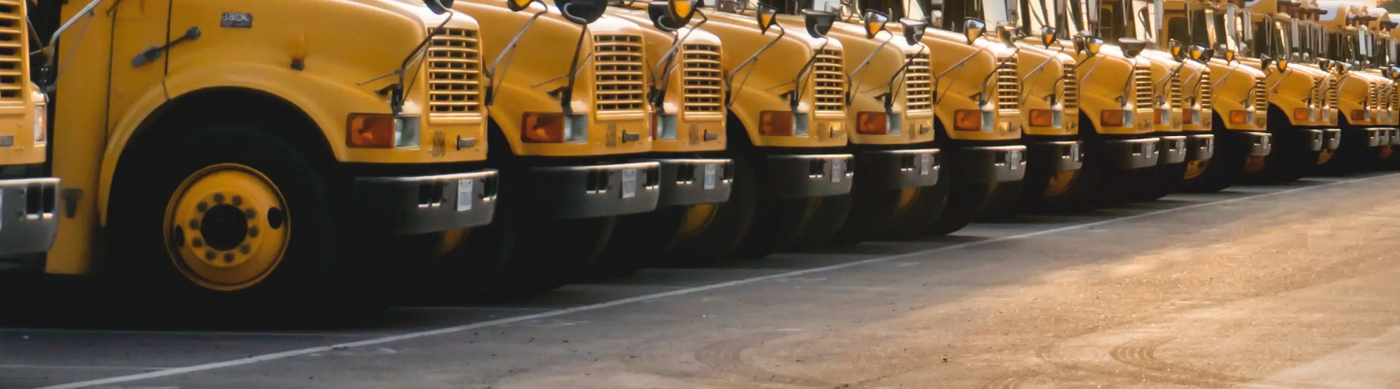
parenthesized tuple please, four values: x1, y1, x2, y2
(0, 0, 58, 261)
(764, 6, 943, 246)
(27, 0, 501, 308)
(1165, 0, 1271, 191)
(1237, 0, 1340, 181)
(652, 1, 853, 260)
(1311, 0, 1395, 173)
(591, 0, 738, 273)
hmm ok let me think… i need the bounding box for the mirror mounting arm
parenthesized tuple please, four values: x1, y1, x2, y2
(977, 47, 1021, 106)
(559, 25, 594, 115)
(846, 33, 897, 108)
(882, 44, 928, 112)
(726, 23, 786, 107)
(486, 6, 550, 107)
(652, 12, 710, 112)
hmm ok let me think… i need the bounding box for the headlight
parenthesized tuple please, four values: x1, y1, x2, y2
(394, 116, 420, 149)
(33, 103, 46, 145)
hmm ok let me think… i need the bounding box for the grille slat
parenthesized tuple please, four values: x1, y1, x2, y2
(426, 28, 482, 118)
(1200, 72, 1213, 110)
(594, 34, 646, 112)
(0, 1, 23, 102)
(1063, 67, 1078, 111)
(1254, 79, 1267, 113)
(1172, 72, 1184, 110)
(996, 56, 1019, 111)
(905, 54, 932, 111)
(1369, 83, 1380, 110)
(813, 49, 845, 114)
(1135, 65, 1153, 108)
(682, 43, 723, 114)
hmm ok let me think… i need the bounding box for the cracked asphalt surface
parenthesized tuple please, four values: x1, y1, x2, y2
(3, 173, 1400, 389)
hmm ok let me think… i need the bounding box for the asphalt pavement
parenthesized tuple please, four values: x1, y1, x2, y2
(4, 172, 1400, 389)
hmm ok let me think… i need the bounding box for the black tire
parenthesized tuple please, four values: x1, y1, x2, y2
(666, 151, 758, 266)
(1136, 162, 1187, 201)
(1181, 113, 1247, 193)
(784, 194, 854, 251)
(730, 153, 822, 258)
(588, 206, 686, 278)
(107, 123, 348, 316)
(830, 188, 904, 245)
(880, 185, 950, 240)
(975, 180, 1024, 222)
(925, 149, 995, 236)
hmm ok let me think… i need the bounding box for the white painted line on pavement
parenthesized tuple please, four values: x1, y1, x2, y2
(34, 174, 1397, 389)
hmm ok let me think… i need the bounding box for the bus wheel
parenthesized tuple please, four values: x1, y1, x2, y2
(666, 151, 757, 266)
(165, 163, 292, 292)
(112, 124, 341, 314)
(880, 185, 949, 240)
(975, 181, 1023, 222)
(784, 194, 854, 251)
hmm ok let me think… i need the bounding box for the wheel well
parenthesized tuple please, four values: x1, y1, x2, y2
(107, 88, 336, 244)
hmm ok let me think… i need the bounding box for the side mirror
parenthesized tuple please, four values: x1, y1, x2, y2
(669, 0, 696, 25)
(1189, 44, 1204, 61)
(863, 10, 890, 39)
(1169, 39, 1184, 60)
(555, 0, 609, 24)
(425, 0, 455, 14)
(802, 9, 837, 38)
(1221, 44, 1235, 62)
(1041, 26, 1057, 48)
(1084, 36, 1104, 56)
(964, 17, 986, 44)
(648, 0, 696, 31)
(506, 0, 537, 11)
(929, 10, 944, 29)
(1261, 55, 1274, 71)
(1120, 38, 1147, 58)
(1390, 66, 1400, 80)
(1201, 47, 1215, 62)
(1277, 57, 1289, 72)
(996, 23, 1018, 48)
(756, 4, 778, 34)
(900, 18, 928, 45)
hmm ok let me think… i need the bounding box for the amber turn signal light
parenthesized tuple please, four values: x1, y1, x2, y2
(1101, 109, 1125, 127)
(1352, 110, 1369, 122)
(346, 113, 396, 149)
(1229, 110, 1248, 124)
(1294, 108, 1312, 121)
(1029, 109, 1055, 127)
(856, 112, 888, 134)
(522, 112, 566, 143)
(954, 110, 983, 131)
(760, 111, 795, 136)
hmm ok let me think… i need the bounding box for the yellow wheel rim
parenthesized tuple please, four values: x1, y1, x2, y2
(1244, 156, 1267, 172)
(1184, 160, 1209, 180)
(436, 228, 472, 259)
(1044, 170, 1079, 197)
(677, 203, 720, 239)
(1317, 149, 1335, 165)
(164, 163, 290, 292)
(1381, 146, 1395, 161)
(895, 188, 919, 211)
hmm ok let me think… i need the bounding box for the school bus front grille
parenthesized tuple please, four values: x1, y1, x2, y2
(1369, 83, 1380, 110)
(1199, 71, 1213, 111)
(905, 53, 932, 111)
(594, 34, 647, 112)
(996, 56, 1019, 111)
(1062, 67, 1078, 112)
(682, 44, 723, 114)
(1391, 85, 1398, 110)
(1327, 79, 1338, 108)
(426, 28, 482, 118)
(813, 49, 845, 114)
(1254, 79, 1267, 113)
(1134, 64, 1153, 108)
(1171, 72, 1184, 110)
(0, 0, 27, 102)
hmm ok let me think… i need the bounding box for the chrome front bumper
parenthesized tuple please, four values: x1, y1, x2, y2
(856, 148, 941, 190)
(641, 158, 733, 207)
(354, 170, 499, 235)
(528, 162, 661, 219)
(0, 178, 59, 256)
(766, 154, 856, 199)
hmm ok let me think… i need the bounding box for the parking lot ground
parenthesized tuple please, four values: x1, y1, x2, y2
(4, 173, 1400, 389)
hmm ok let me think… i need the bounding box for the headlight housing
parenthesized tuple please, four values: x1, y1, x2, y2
(33, 103, 46, 145)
